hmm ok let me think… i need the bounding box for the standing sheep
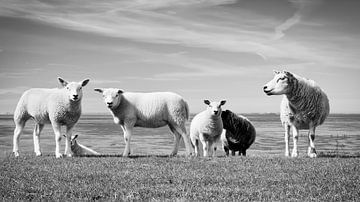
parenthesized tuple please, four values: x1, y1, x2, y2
(263, 70, 330, 158)
(190, 100, 226, 157)
(94, 88, 192, 157)
(220, 110, 256, 156)
(13, 77, 90, 158)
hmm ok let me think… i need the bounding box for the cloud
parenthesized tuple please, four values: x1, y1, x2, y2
(274, 0, 322, 40)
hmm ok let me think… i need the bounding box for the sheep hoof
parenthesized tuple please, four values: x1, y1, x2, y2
(35, 152, 42, 157)
(14, 152, 20, 157)
(66, 153, 73, 158)
(55, 153, 63, 158)
(122, 152, 130, 157)
(285, 152, 290, 157)
(308, 148, 317, 158)
(291, 151, 299, 158)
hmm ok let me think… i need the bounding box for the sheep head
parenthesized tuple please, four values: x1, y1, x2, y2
(204, 99, 226, 116)
(263, 70, 294, 96)
(58, 77, 90, 102)
(94, 88, 124, 109)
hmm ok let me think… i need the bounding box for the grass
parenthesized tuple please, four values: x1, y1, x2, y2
(1, 154, 359, 201)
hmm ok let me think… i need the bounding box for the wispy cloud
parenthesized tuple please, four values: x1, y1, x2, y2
(274, 0, 322, 40)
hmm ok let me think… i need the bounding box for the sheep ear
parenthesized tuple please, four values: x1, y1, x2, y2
(81, 79, 90, 87)
(284, 71, 293, 77)
(117, 89, 124, 94)
(220, 100, 226, 106)
(58, 77, 68, 87)
(273, 70, 280, 75)
(204, 100, 210, 105)
(94, 88, 103, 93)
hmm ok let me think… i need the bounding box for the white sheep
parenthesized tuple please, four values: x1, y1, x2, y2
(263, 70, 330, 158)
(13, 77, 90, 158)
(94, 88, 192, 157)
(190, 99, 226, 157)
(220, 110, 256, 156)
(63, 134, 101, 156)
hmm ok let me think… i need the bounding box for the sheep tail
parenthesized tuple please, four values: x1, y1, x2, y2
(184, 100, 190, 120)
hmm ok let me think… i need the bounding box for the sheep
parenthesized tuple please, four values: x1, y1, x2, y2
(13, 77, 90, 158)
(220, 110, 256, 156)
(263, 70, 330, 158)
(63, 134, 100, 156)
(94, 88, 192, 157)
(190, 99, 226, 157)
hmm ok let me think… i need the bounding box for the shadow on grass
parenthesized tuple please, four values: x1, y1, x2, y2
(318, 151, 360, 158)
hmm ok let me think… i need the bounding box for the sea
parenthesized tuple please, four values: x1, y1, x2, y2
(0, 114, 359, 158)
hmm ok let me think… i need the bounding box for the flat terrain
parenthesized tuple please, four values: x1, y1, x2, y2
(1, 154, 359, 201)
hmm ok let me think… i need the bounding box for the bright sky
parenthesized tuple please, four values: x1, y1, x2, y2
(0, 0, 359, 114)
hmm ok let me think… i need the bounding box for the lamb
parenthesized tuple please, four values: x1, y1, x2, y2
(190, 99, 226, 157)
(13, 77, 90, 158)
(63, 134, 100, 156)
(263, 70, 330, 158)
(94, 88, 192, 157)
(220, 110, 256, 156)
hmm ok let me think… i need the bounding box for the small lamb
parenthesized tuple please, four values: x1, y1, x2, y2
(190, 99, 226, 157)
(220, 110, 256, 156)
(263, 70, 330, 158)
(13, 77, 90, 158)
(94, 88, 192, 157)
(64, 134, 100, 157)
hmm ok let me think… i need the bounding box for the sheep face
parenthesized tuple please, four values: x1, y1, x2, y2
(58, 77, 90, 102)
(204, 100, 226, 116)
(70, 134, 78, 147)
(263, 70, 293, 96)
(94, 88, 124, 109)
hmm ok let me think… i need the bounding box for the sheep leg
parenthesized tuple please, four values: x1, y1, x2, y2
(13, 120, 26, 157)
(168, 125, 181, 156)
(224, 146, 229, 156)
(240, 149, 246, 156)
(284, 124, 291, 157)
(291, 126, 299, 157)
(202, 141, 210, 157)
(33, 123, 44, 156)
(307, 125, 317, 158)
(51, 123, 63, 158)
(178, 124, 193, 156)
(231, 150, 236, 156)
(121, 125, 132, 157)
(191, 136, 200, 157)
(64, 126, 74, 157)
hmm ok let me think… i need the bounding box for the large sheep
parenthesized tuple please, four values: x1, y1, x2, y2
(13, 77, 90, 158)
(64, 134, 101, 157)
(220, 110, 256, 156)
(190, 100, 226, 157)
(94, 88, 192, 157)
(263, 70, 330, 158)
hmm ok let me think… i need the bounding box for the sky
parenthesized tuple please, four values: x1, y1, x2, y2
(0, 0, 359, 114)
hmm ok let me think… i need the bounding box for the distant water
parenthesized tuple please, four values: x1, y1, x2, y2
(0, 114, 359, 158)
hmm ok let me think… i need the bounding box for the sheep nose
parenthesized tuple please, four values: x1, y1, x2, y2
(107, 102, 113, 106)
(263, 86, 268, 90)
(73, 95, 78, 100)
(214, 110, 219, 115)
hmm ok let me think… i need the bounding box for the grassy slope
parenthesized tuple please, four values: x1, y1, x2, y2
(0, 155, 359, 201)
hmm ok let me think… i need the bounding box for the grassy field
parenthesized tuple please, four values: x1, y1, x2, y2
(1, 154, 359, 201)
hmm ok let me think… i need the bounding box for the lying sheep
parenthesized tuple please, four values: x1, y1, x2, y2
(13, 77, 90, 158)
(94, 88, 192, 157)
(220, 110, 256, 156)
(63, 134, 100, 157)
(190, 100, 226, 157)
(263, 70, 330, 158)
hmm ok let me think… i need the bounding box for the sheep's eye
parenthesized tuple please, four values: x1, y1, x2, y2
(115, 94, 118, 97)
(79, 87, 82, 90)
(277, 77, 286, 82)
(66, 87, 69, 90)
